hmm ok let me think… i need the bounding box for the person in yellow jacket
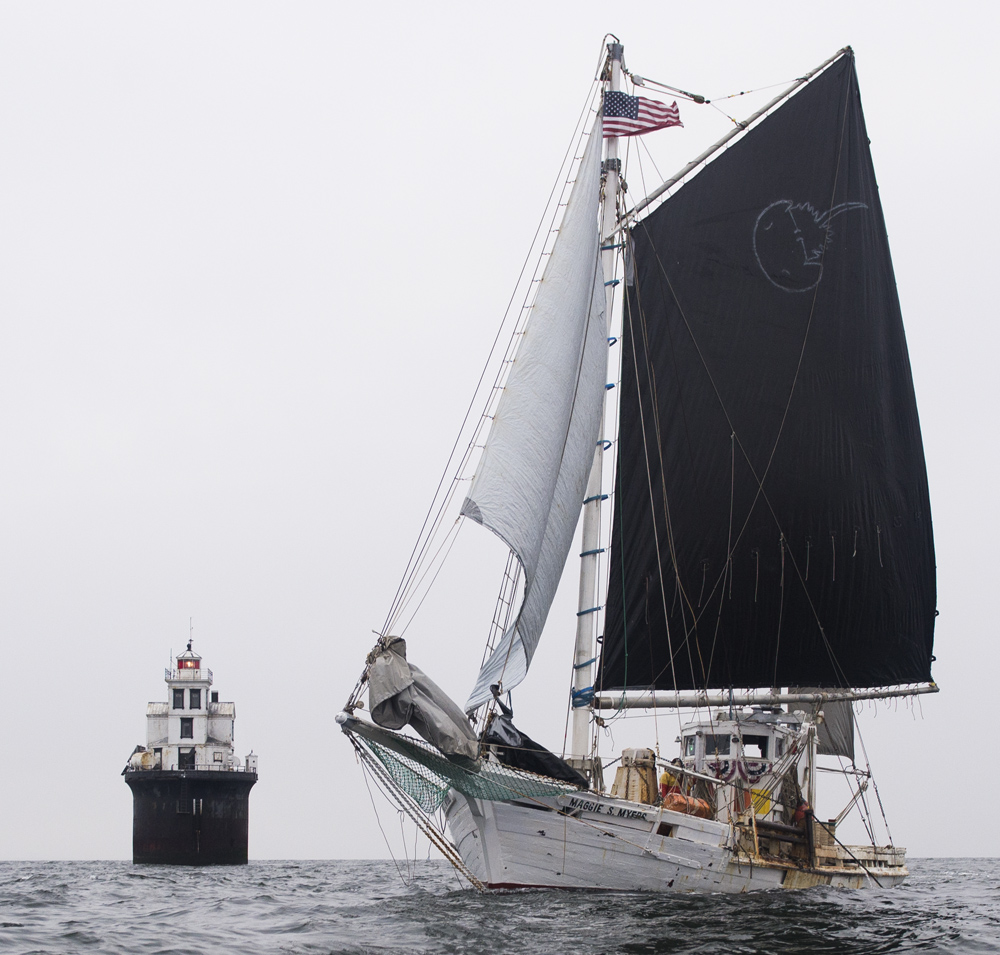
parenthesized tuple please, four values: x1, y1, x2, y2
(659, 759, 683, 799)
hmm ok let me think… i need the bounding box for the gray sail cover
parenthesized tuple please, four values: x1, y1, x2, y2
(368, 638, 480, 763)
(462, 121, 607, 711)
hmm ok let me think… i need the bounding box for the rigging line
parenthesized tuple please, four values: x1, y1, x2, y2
(476, 219, 607, 706)
(833, 751, 871, 833)
(616, 140, 667, 749)
(378, 80, 605, 641)
(632, 224, 767, 644)
(566, 128, 627, 747)
(386, 484, 468, 632)
(810, 817, 885, 888)
(635, 293, 666, 758)
(354, 737, 485, 890)
(854, 713, 894, 845)
(630, 228, 709, 690)
(353, 737, 413, 887)
(712, 79, 803, 102)
(594, 33, 621, 82)
(621, 274, 689, 700)
(613, 144, 659, 699)
(619, 48, 852, 230)
(731, 60, 862, 688)
(477, 553, 522, 670)
(602, 431, 630, 719)
(704, 78, 809, 128)
(622, 287, 679, 699)
(772, 536, 787, 688)
(392, 519, 466, 639)
(633, 113, 860, 690)
(708, 101, 748, 127)
(856, 783, 878, 846)
(703, 432, 737, 684)
(401, 808, 414, 884)
(385, 492, 465, 626)
(633, 147, 707, 648)
(635, 126, 665, 190)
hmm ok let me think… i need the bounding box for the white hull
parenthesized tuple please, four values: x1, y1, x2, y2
(443, 789, 907, 892)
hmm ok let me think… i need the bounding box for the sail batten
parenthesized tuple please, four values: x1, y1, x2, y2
(600, 53, 936, 694)
(463, 121, 608, 711)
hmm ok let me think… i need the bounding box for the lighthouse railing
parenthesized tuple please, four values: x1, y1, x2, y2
(164, 667, 214, 683)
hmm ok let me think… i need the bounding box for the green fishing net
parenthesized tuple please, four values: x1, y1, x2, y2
(347, 718, 581, 813)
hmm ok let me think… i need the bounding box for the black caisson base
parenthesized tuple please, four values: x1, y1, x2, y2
(125, 770, 257, 865)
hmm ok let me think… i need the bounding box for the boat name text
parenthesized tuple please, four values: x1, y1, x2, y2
(567, 797, 649, 820)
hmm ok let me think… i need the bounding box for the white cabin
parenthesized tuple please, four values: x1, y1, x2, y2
(676, 707, 812, 827)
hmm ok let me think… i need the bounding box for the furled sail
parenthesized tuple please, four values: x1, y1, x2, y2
(600, 52, 936, 693)
(815, 698, 856, 761)
(462, 120, 608, 711)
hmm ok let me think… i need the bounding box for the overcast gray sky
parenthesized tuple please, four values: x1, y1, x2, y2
(0, 1, 995, 861)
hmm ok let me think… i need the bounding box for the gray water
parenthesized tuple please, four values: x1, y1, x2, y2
(0, 858, 997, 954)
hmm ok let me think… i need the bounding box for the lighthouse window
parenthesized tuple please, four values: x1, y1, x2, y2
(173, 689, 184, 710)
(180, 717, 194, 739)
(189, 689, 201, 709)
(178, 748, 195, 770)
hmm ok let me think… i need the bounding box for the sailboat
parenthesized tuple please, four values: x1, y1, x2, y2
(339, 40, 937, 892)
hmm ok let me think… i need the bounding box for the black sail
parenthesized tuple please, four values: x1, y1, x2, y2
(599, 53, 935, 693)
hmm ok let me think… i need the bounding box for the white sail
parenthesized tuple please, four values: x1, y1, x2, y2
(461, 120, 607, 711)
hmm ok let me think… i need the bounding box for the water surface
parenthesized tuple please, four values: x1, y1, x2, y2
(0, 858, 996, 954)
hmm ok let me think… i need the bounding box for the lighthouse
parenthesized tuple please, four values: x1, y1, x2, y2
(123, 641, 258, 864)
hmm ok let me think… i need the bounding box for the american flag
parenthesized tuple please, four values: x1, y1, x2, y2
(603, 91, 682, 138)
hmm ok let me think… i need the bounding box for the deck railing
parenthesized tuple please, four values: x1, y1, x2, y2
(126, 762, 256, 774)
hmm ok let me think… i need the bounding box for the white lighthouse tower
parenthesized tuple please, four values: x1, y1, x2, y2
(123, 641, 258, 864)
(142, 641, 243, 772)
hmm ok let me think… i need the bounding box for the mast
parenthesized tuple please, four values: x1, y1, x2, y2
(568, 41, 621, 769)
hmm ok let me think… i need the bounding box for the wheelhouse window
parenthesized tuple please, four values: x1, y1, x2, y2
(173, 689, 184, 709)
(684, 736, 696, 757)
(180, 717, 193, 739)
(189, 689, 201, 709)
(704, 734, 731, 756)
(742, 735, 769, 759)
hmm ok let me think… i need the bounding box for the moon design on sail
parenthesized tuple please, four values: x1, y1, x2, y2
(753, 199, 868, 292)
